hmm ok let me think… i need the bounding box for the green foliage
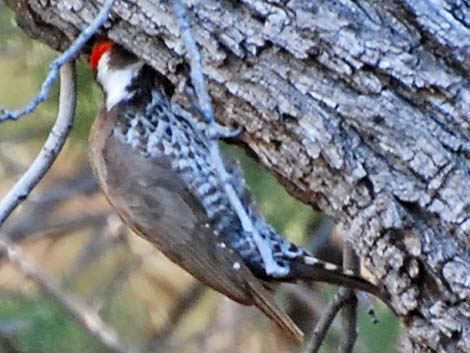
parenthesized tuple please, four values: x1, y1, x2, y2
(0, 296, 107, 353)
(358, 307, 400, 353)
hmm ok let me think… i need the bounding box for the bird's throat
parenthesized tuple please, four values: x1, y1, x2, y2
(97, 53, 143, 111)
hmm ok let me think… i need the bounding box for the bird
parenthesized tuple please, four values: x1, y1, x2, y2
(88, 40, 388, 341)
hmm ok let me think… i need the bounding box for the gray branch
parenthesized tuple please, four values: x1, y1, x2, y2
(0, 0, 116, 122)
(0, 63, 139, 353)
(340, 245, 359, 353)
(0, 236, 139, 353)
(4, 1, 470, 352)
(303, 288, 350, 353)
(0, 62, 77, 225)
(302, 244, 360, 353)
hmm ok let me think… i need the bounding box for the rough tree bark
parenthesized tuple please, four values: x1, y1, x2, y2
(4, 1, 470, 352)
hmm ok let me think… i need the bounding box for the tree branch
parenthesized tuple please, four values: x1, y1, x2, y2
(340, 245, 359, 353)
(144, 283, 205, 352)
(0, 62, 77, 226)
(0, 0, 116, 122)
(302, 244, 361, 353)
(303, 289, 350, 353)
(0, 61, 139, 353)
(0, 236, 139, 353)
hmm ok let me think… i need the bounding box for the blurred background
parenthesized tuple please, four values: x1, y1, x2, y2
(0, 3, 399, 353)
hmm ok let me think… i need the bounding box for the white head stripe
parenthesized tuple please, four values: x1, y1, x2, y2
(97, 52, 143, 111)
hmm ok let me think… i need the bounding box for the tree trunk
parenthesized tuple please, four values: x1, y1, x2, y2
(5, 1, 470, 352)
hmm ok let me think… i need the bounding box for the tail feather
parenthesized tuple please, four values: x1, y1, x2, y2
(247, 280, 304, 342)
(285, 255, 393, 309)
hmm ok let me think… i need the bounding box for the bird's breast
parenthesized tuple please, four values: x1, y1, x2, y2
(89, 117, 262, 305)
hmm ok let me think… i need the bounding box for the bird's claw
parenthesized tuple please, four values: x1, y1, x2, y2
(206, 123, 243, 140)
(264, 260, 289, 278)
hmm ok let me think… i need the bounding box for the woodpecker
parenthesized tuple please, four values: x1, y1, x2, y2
(89, 41, 387, 340)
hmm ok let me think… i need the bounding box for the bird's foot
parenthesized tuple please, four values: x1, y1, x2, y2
(206, 123, 243, 140)
(263, 258, 290, 278)
(184, 86, 243, 140)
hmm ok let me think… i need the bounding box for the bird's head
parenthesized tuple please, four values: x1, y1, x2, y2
(90, 40, 143, 111)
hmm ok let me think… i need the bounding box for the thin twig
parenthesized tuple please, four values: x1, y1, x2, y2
(162, 306, 258, 352)
(340, 244, 359, 353)
(0, 0, 116, 122)
(0, 62, 137, 353)
(172, 0, 284, 276)
(62, 219, 119, 288)
(303, 289, 350, 353)
(0, 62, 77, 226)
(1, 170, 100, 246)
(95, 254, 143, 314)
(144, 283, 205, 352)
(2, 213, 108, 245)
(26, 169, 98, 205)
(303, 242, 362, 353)
(0, 237, 139, 353)
(172, 2, 214, 124)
